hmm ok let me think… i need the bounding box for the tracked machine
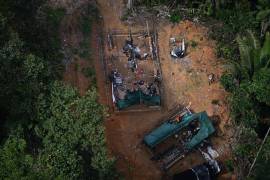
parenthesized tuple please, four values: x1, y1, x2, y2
(143, 106, 215, 170)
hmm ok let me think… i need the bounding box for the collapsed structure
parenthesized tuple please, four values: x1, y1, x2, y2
(107, 29, 162, 111)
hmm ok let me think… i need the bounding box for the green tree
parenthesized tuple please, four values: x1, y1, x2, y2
(0, 13, 9, 46)
(0, 4, 65, 134)
(251, 68, 270, 105)
(226, 31, 270, 81)
(0, 128, 42, 179)
(35, 82, 117, 179)
(0, 1, 118, 179)
(229, 82, 259, 128)
(0, 35, 50, 131)
(234, 126, 260, 177)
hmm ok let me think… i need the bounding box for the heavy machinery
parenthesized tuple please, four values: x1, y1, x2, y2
(143, 107, 215, 170)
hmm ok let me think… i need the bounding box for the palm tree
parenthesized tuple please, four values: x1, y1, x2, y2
(256, 0, 270, 37)
(228, 31, 270, 81)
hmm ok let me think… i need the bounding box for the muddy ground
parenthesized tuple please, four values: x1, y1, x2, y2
(59, 0, 234, 179)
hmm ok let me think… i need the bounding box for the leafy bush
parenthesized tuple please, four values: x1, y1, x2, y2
(216, 43, 235, 59)
(79, 40, 91, 59)
(79, 49, 91, 59)
(190, 40, 198, 48)
(46, 7, 66, 29)
(0, 1, 118, 179)
(137, 0, 169, 7)
(211, 99, 220, 105)
(229, 83, 259, 128)
(82, 67, 95, 78)
(82, 67, 97, 87)
(252, 69, 270, 105)
(120, 9, 132, 21)
(81, 15, 92, 36)
(0, 129, 38, 179)
(199, 0, 213, 16)
(224, 159, 234, 172)
(220, 73, 236, 92)
(35, 83, 117, 179)
(234, 127, 259, 157)
(170, 11, 181, 23)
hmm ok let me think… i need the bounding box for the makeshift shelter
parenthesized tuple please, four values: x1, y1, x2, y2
(143, 111, 215, 149)
(116, 90, 161, 110)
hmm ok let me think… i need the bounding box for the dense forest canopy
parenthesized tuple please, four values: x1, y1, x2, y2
(0, 0, 270, 179)
(0, 0, 117, 179)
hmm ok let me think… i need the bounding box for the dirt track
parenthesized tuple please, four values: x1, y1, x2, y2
(62, 0, 233, 179)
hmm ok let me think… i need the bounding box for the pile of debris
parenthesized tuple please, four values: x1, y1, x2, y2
(170, 38, 186, 58)
(173, 146, 221, 180)
(153, 6, 170, 19)
(173, 149, 221, 180)
(122, 32, 150, 72)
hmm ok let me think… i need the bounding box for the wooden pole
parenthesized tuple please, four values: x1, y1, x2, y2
(146, 21, 153, 57)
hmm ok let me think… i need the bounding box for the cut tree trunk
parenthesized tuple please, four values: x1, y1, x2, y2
(211, 0, 216, 16)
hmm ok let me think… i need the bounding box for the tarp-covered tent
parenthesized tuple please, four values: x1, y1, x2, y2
(116, 91, 140, 110)
(116, 90, 161, 110)
(143, 111, 215, 149)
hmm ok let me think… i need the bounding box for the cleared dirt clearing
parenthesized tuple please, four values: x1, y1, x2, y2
(62, 0, 233, 179)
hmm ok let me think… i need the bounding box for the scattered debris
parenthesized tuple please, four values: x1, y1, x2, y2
(107, 30, 162, 111)
(208, 73, 215, 85)
(206, 146, 219, 159)
(155, 6, 170, 19)
(172, 144, 221, 179)
(107, 31, 114, 50)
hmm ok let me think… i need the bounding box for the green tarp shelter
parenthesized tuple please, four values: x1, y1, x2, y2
(143, 111, 215, 150)
(116, 90, 161, 110)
